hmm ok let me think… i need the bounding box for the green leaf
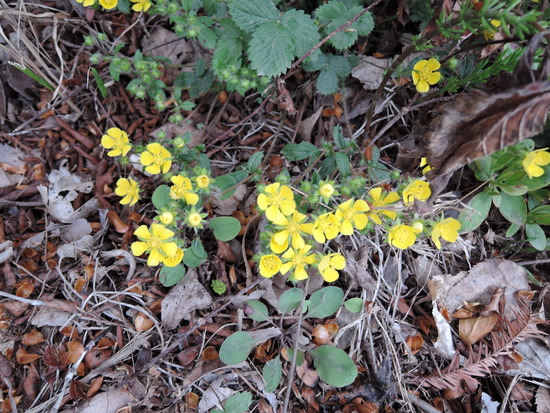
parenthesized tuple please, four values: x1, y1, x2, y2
(244, 300, 270, 322)
(247, 151, 264, 170)
(527, 205, 550, 225)
(182, 238, 207, 268)
(318, 155, 337, 179)
(229, 0, 279, 32)
(213, 19, 244, 70)
(306, 286, 344, 319)
(214, 174, 238, 200)
(159, 264, 186, 287)
(281, 142, 320, 161)
(505, 223, 521, 238)
(303, 54, 351, 95)
(344, 298, 363, 313)
(309, 345, 358, 387)
(209, 217, 241, 241)
(457, 191, 493, 233)
(91, 68, 108, 99)
(277, 288, 304, 314)
(248, 21, 294, 77)
(335, 152, 351, 177)
(116, 0, 130, 13)
(263, 357, 282, 393)
(499, 192, 527, 225)
(284, 348, 305, 366)
(526, 224, 546, 251)
(281, 9, 320, 58)
(219, 332, 256, 365)
(223, 391, 252, 413)
(152, 185, 172, 210)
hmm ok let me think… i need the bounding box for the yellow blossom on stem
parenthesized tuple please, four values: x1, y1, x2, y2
(130, 0, 151, 12)
(270, 235, 289, 254)
(402, 180, 432, 205)
(522, 148, 550, 178)
(187, 211, 205, 228)
(131, 224, 178, 266)
(75, 0, 96, 7)
(280, 244, 317, 281)
(272, 211, 314, 249)
(318, 253, 346, 283)
(431, 218, 461, 249)
(388, 224, 420, 250)
(101, 127, 131, 157)
(163, 247, 185, 267)
(159, 212, 174, 226)
(335, 199, 369, 235)
(366, 187, 400, 225)
(195, 175, 211, 189)
(170, 175, 199, 205)
(257, 183, 296, 221)
(312, 213, 340, 243)
(115, 177, 140, 206)
(140, 143, 172, 174)
(412, 58, 441, 93)
(259, 254, 282, 278)
(99, 0, 117, 9)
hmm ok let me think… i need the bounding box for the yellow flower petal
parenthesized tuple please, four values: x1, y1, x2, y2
(131, 241, 148, 256)
(140, 151, 154, 166)
(134, 225, 151, 240)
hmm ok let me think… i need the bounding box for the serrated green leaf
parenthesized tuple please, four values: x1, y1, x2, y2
(229, 0, 279, 32)
(335, 152, 351, 177)
(223, 391, 252, 413)
(318, 155, 337, 179)
(309, 345, 358, 387)
(152, 185, 172, 210)
(306, 286, 344, 319)
(244, 300, 270, 322)
(499, 192, 527, 225)
(281, 9, 320, 57)
(281, 142, 320, 161)
(277, 288, 304, 314)
(219, 332, 256, 365)
(159, 264, 186, 287)
(248, 21, 294, 77)
(457, 191, 493, 233)
(304, 54, 351, 95)
(213, 19, 245, 70)
(526, 224, 546, 251)
(209, 216, 241, 241)
(263, 357, 282, 393)
(344, 297, 363, 313)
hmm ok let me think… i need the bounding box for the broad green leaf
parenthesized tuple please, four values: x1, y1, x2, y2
(526, 224, 546, 251)
(527, 205, 550, 225)
(318, 155, 337, 179)
(344, 298, 363, 313)
(303, 54, 351, 95)
(284, 348, 305, 366)
(223, 391, 252, 413)
(213, 19, 244, 70)
(335, 152, 351, 177)
(229, 0, 279, 32)
(247, 151, 264, 170)
(457, 191, 493, 233)
(523, 164, 550, 192)
(214, 174, 238, 200)
(248, 21, 294, 77)
(499, 192, 527, 225)
(183, 238, 207, 268)
(316, 2, 374, 50)
(209, 216, 241, 241)
(309, 345, 358, 387)
(505, 223, 521, 238)
(152, 185, 172, 210)
(277, 288, 304, 314)
(306, 286, 344, 319)
(281, 9, 320, 58)
(263, 357, 282, 393)
(244, 300, 270, 322)
(281, 142, 320, 161)
(159, 264, 186, 287)
(219, 332, 256, 365)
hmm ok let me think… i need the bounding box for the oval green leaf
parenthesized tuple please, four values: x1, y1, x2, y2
(499, 192, 527, 225)
(457, 191, 493, 233)
(344, 297, 363, 313)
(245, 300, 270, 322)
(219, 332, 256, 365)
(209, 216, 241, 241)
(159, 264, 186, 287)
(277, 288, 304, 314)
(152, 185, 171, 210)
(306, 286, 343, 319)
(526, 224, 546, 251)
(223, 391, 252, 413)
(263, 357, 282, 393)
(309, 345, 358, 387)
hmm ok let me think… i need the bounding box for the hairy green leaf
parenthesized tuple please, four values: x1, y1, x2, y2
(304, 53, 351, 95)
(244, 300, 270, 322)
(281, 142, 320, 161)
(281, 9, 320, 58)
(229, 0, 279, 32)
(499, 192, 527, 225)
(151, 185, 171, 210)
(248, 21, 294, 77)
(159, 264, 186, 287)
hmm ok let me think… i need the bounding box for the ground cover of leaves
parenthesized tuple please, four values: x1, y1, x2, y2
(0, 1, 549, 413)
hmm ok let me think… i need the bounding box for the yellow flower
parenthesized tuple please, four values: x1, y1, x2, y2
(195, 175, 211, 189)
(522, 149, 550, 178)
(188, 212, 203, 227)
(280, 244, 317, 280)
(131, 224, 178, 266)
(335, 199, 369, 235)
(402, 180, 431, 205)
(257, 183, 296, 222)
(319, 182, 335, 200)
(483, 19, 501, 40)
(101, 127, 131, 157)
(170, 175, 199, 205)
(259, 254, 282, 278)
(431, 218, 461, 249)
(420, 158, 433, 175)
(75, 0, 96, 6)
(318, 253, 345, 283)
(272, 211, 314, 250)
(159, 212, 174, 225)
(366, 187, 400, 225)
(130, 0, 151, 12)
(99, 0, 117, 9)
(163, 248, 184, 267)
(115, 177, 140, 206)
(140, 143, 172, 174)
(412, 58, 441, 93)
(270, 235, 289, 254)
(312, 213, 340, 243)
(388, 224, 420, 250)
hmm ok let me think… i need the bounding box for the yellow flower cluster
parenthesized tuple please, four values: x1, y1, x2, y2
(75, 0, 151, 11)
(388, 218, 461, 250)
(522, 148, 550, 178)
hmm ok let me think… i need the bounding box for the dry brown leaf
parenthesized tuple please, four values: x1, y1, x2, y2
(66, 341, 85, 364)
(535, 385, 550, 413)
(185, 392, 199, 410)
(22, 330, 45, 346)
(22, 363, 39, 399)
(134, 313, 154, 332)
(201, 346, 218, 361)
(87, 376, 104, 398)
(301, 387, 319, 411)
(459, 315, 498, 345)
(405, 334, 424, 354)
(296, 360, 318, 387)
(15, 280, 34, 298)
(312, 324, 332, 346)
(42, 344, 68, 368)
(15, 348, 41, 364)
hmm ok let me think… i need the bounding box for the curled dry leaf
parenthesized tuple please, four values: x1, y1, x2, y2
(66, 340, 85, 364)
(459, 315, 498, 345)
(22, 330, 45, 346)
(134, 313, 154, 332)
(201, 346, 219, 361)
(405, 334, 424, 354)
(185, 392, 199, 410)
(87, 376, 104, 398)
(15, 347, 42, 364)
(23, 363, 39, 399)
